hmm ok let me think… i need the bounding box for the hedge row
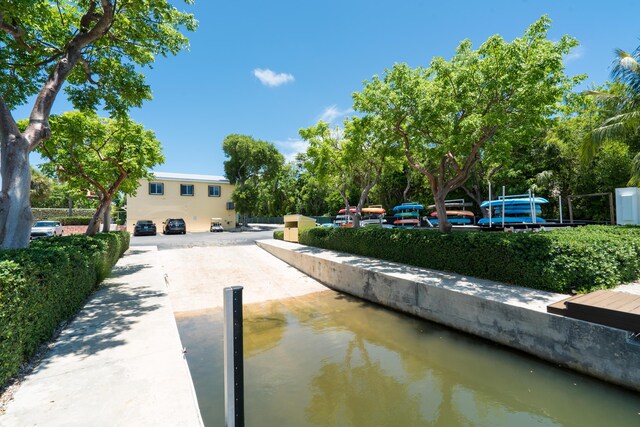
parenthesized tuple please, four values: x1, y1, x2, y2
(273, 230, 284, 240)
(32, 208, 96, 221)
(50, 216, 92, 226)
(298, 225, 640, 294)
(0, 231, 130, 385)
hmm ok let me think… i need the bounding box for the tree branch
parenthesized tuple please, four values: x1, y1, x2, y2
(0, 12, 33, 52)
(24, 0, 116, 151)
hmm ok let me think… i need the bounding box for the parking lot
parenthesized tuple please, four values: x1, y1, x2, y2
(129, 226, 279, 250)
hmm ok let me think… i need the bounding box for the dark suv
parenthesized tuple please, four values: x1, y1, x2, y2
(133, 219, 157, 236)
(163, 218, 186, 235)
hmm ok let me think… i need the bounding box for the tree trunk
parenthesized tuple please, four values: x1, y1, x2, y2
(102, 204, 111, 232)
(433, 189, 453, 233)
(0, 131, 33, 248)
(86, 196, 111, 236)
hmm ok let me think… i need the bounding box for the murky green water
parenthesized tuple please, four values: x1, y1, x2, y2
(176, 291, 640, 427)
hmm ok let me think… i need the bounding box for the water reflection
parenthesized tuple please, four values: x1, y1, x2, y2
(176, 291, 640, 427)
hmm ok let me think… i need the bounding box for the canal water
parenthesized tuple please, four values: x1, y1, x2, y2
(175, 290, 640, 427)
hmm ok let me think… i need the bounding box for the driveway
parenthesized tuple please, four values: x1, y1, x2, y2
(131, 229, 328, 314)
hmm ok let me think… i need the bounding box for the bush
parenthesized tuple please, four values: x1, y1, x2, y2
(298, 225, 640, 294)
(32, 208, 95, 221)
(51, 216, 92, 226)
(273, 230, 284, 240)
(0, 232, 130, 385)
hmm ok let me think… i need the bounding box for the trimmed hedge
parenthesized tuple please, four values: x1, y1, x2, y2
(32, 208, 96, 221)
(0, 231, 130, 385)
(51, 216, 93, 226)
(299, 225, 640, 294)
(273, 230, 284, 240)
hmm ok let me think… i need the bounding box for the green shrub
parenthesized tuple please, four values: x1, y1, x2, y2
(0, 232, 130, 385)
(51, 216, 92, 226)
(299, 225, 640, 294)
(273, 230, 284, 240)
(32, 208, 95, 221)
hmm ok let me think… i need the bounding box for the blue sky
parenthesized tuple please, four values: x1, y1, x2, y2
(15, 0, 640, 176)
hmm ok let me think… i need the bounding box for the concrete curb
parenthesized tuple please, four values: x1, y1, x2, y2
(257, 239, 640, 392)
(1, 246, 203, 426)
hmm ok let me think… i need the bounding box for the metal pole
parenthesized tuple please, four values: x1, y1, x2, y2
(224, 286, 244, 427)
(531, 193, 538, 224)
(501, 186, 506, 228)
(488, 182, 492, 227)
(558, 195, 563, 224)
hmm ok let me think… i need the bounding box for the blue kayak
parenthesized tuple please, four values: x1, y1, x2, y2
(429, 218, 472, 225)
(392, 203, 424, 211)
(494, 207, 542, 215)
(480, 197, 548, 208)
(478, 217, 546, 225)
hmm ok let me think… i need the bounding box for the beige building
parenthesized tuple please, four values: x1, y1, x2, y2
(126, 172, 236, 233)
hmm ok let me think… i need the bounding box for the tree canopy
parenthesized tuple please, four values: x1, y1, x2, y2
(300, 117, 401, 227)
(0, 0, 195, 247)
(223, 134, 284, 224)
(37, 111, 164, 234)
(353, 16, 581, 231)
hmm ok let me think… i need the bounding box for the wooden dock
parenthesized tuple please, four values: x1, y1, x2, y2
(547, 290, 640, 333)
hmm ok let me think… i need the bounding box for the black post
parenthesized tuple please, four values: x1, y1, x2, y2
(224, 286, 244, 427)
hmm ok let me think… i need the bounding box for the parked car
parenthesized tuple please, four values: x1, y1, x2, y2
(30, 220, 63, 240)
(133, 220, 157, 236)
(210, 218, 224, 232)
(163, 218, 186, 235)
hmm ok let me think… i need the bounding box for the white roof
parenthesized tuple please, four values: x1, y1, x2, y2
(151, 171, 229, 184)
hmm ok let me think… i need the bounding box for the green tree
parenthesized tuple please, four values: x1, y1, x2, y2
(538, 94, 633, 221)
(300, 117, 401, 227)
(0, 1, 195, 248)
(37, 111, 164, 235)
(353, 16, 581, 232)
(223, 134, 284, 226)
(585, 48, 640, 184)
(30, 167, 51, 207)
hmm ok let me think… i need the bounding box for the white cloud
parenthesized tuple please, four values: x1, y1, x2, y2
(318, 105, 353, 124)
(564, 46, 585, 63)
(253, 68, 295, 87)
(274, 138, 308, 163)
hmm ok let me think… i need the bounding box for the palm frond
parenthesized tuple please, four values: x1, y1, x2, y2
(611, 49, 640, 94)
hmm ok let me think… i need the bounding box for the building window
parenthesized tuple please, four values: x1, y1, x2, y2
(208, 185, 221, 197)
(149, 182, 164, 195)
(180, 184, 194, 196)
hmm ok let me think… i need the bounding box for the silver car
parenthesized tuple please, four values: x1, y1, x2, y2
(30, 220, 64, 239)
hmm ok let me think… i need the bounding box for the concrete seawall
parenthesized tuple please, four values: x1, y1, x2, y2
(257, 239, 640, 392)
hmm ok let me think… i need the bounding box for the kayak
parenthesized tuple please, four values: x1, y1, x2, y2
(480, 197, 548, 208)
(393, 218, 420, 225)
(429, 210, 474, 217)
(478, 217, 547, 225)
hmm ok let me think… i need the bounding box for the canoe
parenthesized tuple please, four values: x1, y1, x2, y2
(429, 210, 474, 217)
(480, 197, 548, 208)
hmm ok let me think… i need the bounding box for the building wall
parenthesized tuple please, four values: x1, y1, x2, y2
(127, 177, 236, 232)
